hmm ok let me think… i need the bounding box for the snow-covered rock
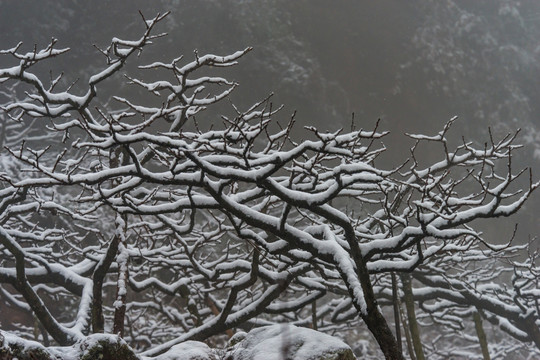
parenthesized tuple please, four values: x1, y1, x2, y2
(0, 330, 53, 360)
(153, 341, 217, 360)
(0, 331, 140, 360)
(76, 334, 139, 360)
(227, 324, 356, 360)
(0, 326, 355, 360)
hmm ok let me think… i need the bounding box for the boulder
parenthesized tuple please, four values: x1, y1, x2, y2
(0, 331, 53, 360)
(153, 341, 217, 360)
(227, 324, 356, 360)
(77, 334, 139, 360)
(0, 326, 356, 360)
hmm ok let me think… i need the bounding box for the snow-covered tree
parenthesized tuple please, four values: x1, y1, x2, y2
(0, 12, 538, 360)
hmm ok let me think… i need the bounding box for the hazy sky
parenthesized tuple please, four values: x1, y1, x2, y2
(1, 0, 539, 237)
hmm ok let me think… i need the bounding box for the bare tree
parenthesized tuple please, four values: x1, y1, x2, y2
(0, 12, 538, 360)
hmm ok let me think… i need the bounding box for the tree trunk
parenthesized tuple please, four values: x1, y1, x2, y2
(524, 316, 540, 351)
(112, 214, 129, 337)
(400, 301, 417, 360)
(401, 273, 425, 360)
(92, 235, 121, 333)
(344, 232, 404, 360)
(391, 272, 402, 353)
(113, 253, 128, 337)
(361, 306, 405, 360)
(312, 301, 318, 331)
(352, 263, 404, 359)
(473, 311, 491, 360)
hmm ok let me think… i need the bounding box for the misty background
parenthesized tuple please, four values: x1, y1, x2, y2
(0, 0, 538, 243)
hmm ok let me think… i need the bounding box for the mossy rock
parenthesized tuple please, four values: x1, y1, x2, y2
(0, 344, 52, 360)
(227, 332, 247, 348)
(78, 335, 139, 360)
(0, 333, 53, 360)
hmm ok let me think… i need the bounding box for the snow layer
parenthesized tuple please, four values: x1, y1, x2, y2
(229, 324, 355, 360)
(1, 327, 355, 360)
(153, 341, 216, 360)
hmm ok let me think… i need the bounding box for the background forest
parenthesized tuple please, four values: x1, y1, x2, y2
(3, 0, 539, 236)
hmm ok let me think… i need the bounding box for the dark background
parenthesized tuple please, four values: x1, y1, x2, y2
(0, 0, 538, 248)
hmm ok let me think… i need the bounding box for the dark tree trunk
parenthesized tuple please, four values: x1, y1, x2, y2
(391, 272, 402, 353)
(92, 235, 121, 333)
(311, 301, 318, 331)
(113, 254, 128, 337)
(343, 230, 404, 360)
(524, 316, 540, 350)
(361, 306, 405, 360)
(400, 302, 417, 360)
(473, 311, 491, 360)
(349, 259, 404, 359)
(401, 273, 425, 360)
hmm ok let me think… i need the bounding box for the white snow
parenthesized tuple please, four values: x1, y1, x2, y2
(229, 324, 353, 360)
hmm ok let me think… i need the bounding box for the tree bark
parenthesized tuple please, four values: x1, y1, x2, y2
(473, 311, 491, 360)
(344, 230, 404, 360)
(401, 273, 425, 360)
(352, 262, 405, 360)
(400, 301, 417, 360)
(112, 214, 129, 337)
(311, 301, 318, 331)
(391, 272, 402, 353)
(524, 316, 540, 351)
(361, 306, 405, 360)
(113, 245, 128, 337)
(91, 235, 121, 333)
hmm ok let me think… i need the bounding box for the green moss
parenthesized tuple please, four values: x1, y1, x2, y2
(0, 342, 53, 360)
(226, 332, 246, 348)
(318, 348, 356, 360)
(80, 339, 139, 360)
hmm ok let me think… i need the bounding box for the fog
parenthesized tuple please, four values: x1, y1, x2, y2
(1, 1, 538, 240)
